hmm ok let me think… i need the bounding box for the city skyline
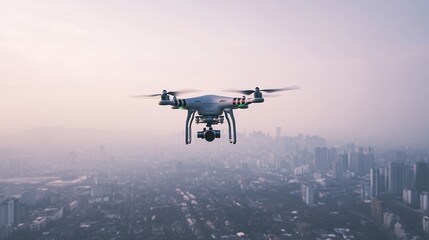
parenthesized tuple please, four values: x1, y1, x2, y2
(1, 132, 429, 239)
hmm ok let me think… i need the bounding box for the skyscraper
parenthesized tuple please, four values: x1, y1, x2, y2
(402, 189, 419, 206)
(388, 162, 406, 195)
(0, 198, 17, 226)
(301, 183, 315, 207)
(348, 152, 359, 174)
(0, 200, 6, 225)
(420, 192, 429, 211)
(415, 162, 429, 192)
(363, 147, 375, 174)
(339, 153, 349, 172)
(423, 216, 429, 234)
(314, 147, 329, 175)
(370, 168, 382, 199)
(332, 160, 344, 179)
(361, 183, 370, 201)
(12, 198, 20, 226)
(404, 164, 415, 190)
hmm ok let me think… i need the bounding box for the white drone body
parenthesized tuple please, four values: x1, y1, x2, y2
(133, 86, 299, 144)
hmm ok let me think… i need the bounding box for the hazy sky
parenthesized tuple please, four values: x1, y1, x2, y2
(1, 1, 428, 145)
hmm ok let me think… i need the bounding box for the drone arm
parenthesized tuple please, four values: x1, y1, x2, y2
(246, 98, 264, 104)
(159, 100, 174, 106)
(185, 110, 196, 144)
(224, 109, 237, 144)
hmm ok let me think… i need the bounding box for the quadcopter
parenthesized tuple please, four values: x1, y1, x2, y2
(131, 86, 299, 144)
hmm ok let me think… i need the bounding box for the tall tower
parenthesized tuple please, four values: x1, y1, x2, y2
(6, 199, 14, 225)
(388, 162, 406, 195)
(314, 147, 329, 175)
(332, 160, 344, 179)
(328, 147, 338, 172)
(423, 216, 429, 234)
(415, 162, 429, 192)
(13, 198, 20, 225)
(420, 192, 429, 211)
(301, 183, 315, 207)
(370, 168, 382, 199)
(0, 200, 7, 225)
(0, 198, 16, 226)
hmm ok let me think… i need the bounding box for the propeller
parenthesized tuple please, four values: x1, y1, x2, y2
(223, 86, 300, 95)
(130, 89, 199, 98)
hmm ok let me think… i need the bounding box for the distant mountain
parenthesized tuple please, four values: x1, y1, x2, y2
(0, 127, 147, 149)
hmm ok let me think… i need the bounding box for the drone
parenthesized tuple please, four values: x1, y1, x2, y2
(131, 86, 299, 144)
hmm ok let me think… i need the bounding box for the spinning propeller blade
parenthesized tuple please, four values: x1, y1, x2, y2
(260, 86, 300, 93)
(223, 89, 255, 95)
(129, 93, 161, 98)
(223, 86, 300, 95)
(129, 89, 200, 98)
(166, 89, 200, 97)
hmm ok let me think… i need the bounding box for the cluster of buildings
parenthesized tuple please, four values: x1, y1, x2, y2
(1, 132, 429, 239)
(295, 144, 429, 239)
(369, 161, 429, 238)
(0, 178, 88, 240)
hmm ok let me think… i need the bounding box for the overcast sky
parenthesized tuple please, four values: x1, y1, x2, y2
(1, 0, 428, 145)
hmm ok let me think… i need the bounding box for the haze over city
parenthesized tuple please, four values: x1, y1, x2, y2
(1, 0, 429, 146)
(3, 2, 429, 240)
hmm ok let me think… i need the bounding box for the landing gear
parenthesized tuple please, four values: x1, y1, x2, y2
(185, 110, 236, 144)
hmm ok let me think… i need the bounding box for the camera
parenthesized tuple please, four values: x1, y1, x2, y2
(197, 128, 220, 142)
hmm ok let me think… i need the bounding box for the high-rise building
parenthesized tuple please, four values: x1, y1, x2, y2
(423, 216, 429, 234)
(381, 167, 388, 193)
(332, 160, 344, 179)
(314, 147, 329, 175)
(388, 162, 406, 195)
(361, 183, 370, 201)
(415, 162, 429, 192)
(0, 201, 6, 225)
(348, 152, 359, 174)
(362, 147, 375, 175)
(370, 168, 383, 199)
(339, 153, 349, 172)
(12, 198, 20, 226)
(328, 147, 337, 171)
(420, 192, 429, 211)
(404, 164, 414, 190)
(357, 147, 366, 175)
(347, 143, 356, 154)
(402, 189, 419, 206)
(347, 147, 374, 176)
(6, 199, 14, 226)
(301, 183, 315, 207)
(0, 198, 18, 226)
